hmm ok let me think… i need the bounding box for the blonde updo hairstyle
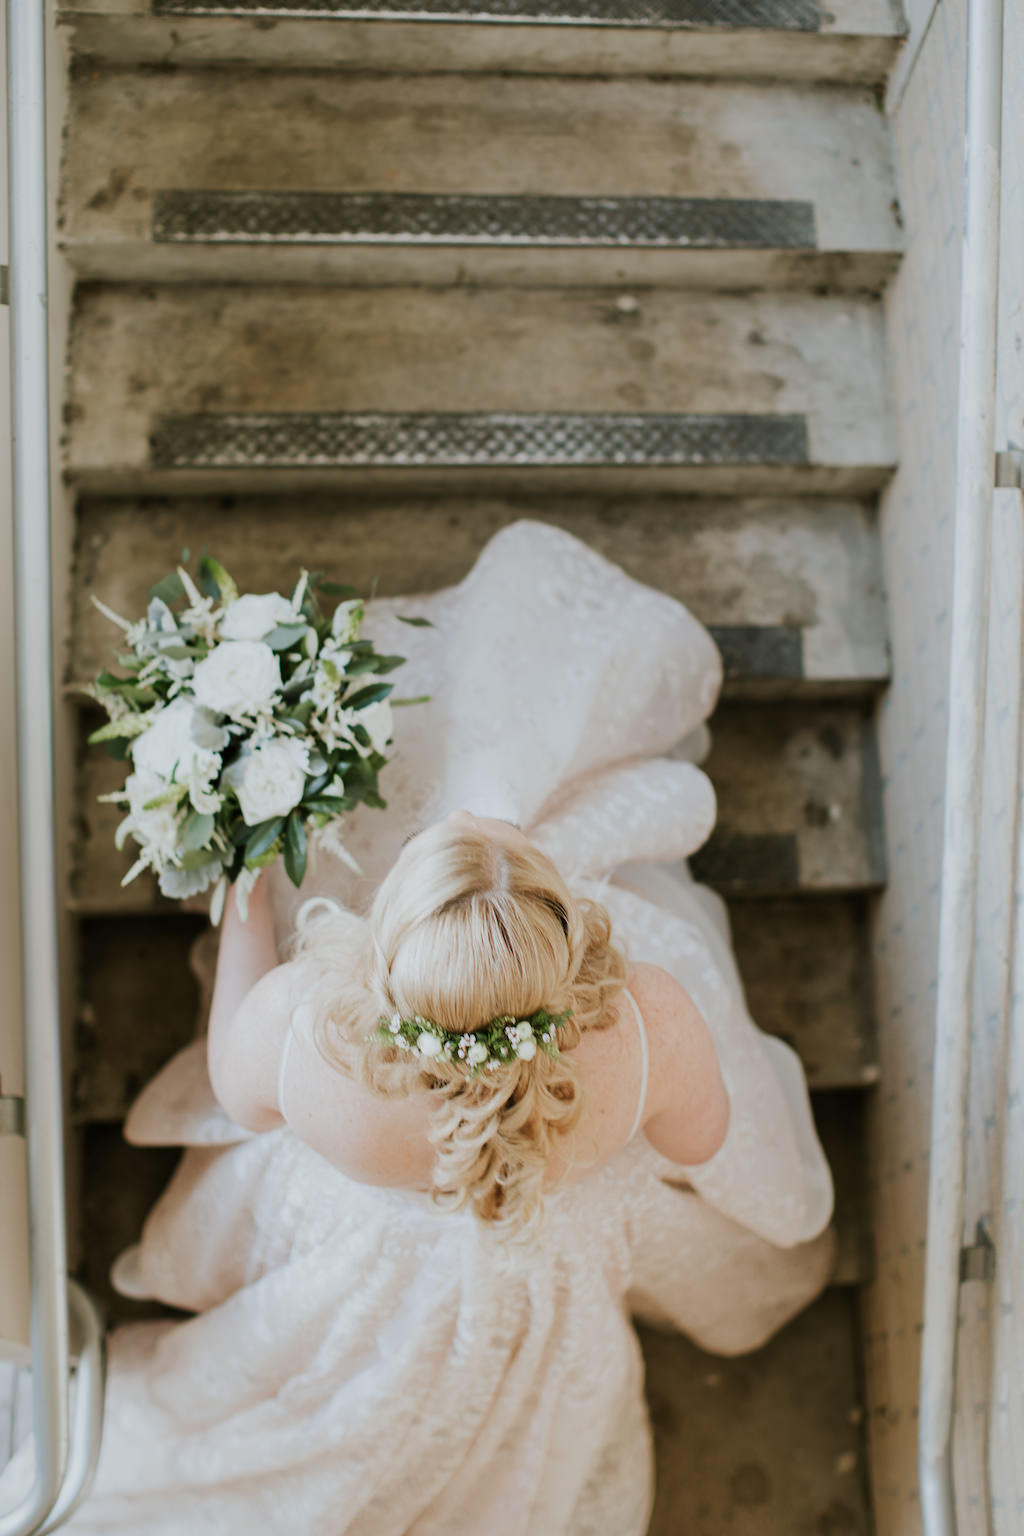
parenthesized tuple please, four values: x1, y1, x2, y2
(297, 819, 628, 1236)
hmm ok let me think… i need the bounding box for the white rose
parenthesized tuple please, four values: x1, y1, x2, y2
(192, 640, 281, 719)
(355, 699, 394, 757)
(416, 1033, 443, 1058)
(131, 698, 199, 781)
(220, 592, 296, 642)
(235, 737, 310, 826)
(466, 1041, 489, 1066)
(516, 1039, 538, 1061)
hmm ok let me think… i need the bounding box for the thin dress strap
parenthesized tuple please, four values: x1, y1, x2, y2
(277, 1010, 305, 1121)
(274, 1019, 294, 1118)
(623, 988, 650, 1143)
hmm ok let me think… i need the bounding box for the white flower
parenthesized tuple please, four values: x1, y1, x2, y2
(235, 737, 309, 826)
(356, 699, 394, 758)
(515, 1039, 538, 1061)
(220, 592, 296, 642)
(189, 747, 223, 814)
(332, 599, 364, 642)
(120, 773, 182, 865)
(466, 1041, 489, 1066)
(416, 1033, 443, 1058)
(131, 698, 199, 781)
(159, 860, 222, 900)
(192, 640, 281, 719)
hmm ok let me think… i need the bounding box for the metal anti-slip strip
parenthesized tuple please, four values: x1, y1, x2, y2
(151, 0, 822, 26)
(152, 192, 817, 250)
(149, 412, 810, 469)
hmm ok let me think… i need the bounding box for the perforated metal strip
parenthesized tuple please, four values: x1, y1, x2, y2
(149, 412, 810, 469)
(152, 0, 822, 27)
(152, 192, 817, 249)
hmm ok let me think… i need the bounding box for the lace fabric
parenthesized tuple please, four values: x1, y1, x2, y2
(0, 521, 837, 1534)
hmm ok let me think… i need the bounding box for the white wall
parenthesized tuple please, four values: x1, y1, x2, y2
(865, 0, 1024, 1529)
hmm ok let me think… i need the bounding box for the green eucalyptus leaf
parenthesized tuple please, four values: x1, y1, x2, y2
(149, 572, 185, 606)
(284, 815, 308, 888)
(391, 695, 431, 707)
(245, 817, 285, 861)
(315, 580, 357, 599)
(343, 682, 393, 712)
(88, 715, 151, 744)
(397, 615, 433, 628)
(198, 555, 239, 604)
(265, 622, 310, 652)
(181, 811, 216, 851)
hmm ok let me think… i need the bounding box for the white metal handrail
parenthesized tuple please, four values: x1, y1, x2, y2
(918, 0, 1005, 1531)
(0, 0, 106, 1527)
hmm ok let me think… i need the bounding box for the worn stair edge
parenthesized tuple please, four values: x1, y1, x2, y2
(73, 897, 878, 1124)
(66, 285, 898, 495)
(70, 495, 890, 699)
(59, 2, 905, 81)
(63, 70, 902, 288)
(72, 700, 887, 915)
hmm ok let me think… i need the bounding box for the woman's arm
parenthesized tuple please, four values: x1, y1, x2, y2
(633, 964, 731, 1166)
(207, 878, 296, 1131)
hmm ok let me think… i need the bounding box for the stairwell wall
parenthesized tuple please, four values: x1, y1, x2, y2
(866, 0, 1024, 1530)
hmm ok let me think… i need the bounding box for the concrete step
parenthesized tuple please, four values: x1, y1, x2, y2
(71, 496, 889, 701)
(73, 699, 885, 914)
(686, 702, 886, 898)
(64, 69, 901, 291)
(72, 897, 876, 1124)
(66, 285, 896, 496)
(642, 1289, 870, 1534)
(61, 0, 905, 81)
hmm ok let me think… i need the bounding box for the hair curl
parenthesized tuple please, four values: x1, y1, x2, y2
(296, 819, 627, 1236)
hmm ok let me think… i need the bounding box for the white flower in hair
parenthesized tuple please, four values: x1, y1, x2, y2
(417, 1032, 444, 1058)
(466, 1042, 489, 1066)
(516, 1039, 538, 1061)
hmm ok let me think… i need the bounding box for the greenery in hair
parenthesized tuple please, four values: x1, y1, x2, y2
(373, 1006, 573, 1076)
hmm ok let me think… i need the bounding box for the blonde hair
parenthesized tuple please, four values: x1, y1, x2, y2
(296, 820, 627, 1236)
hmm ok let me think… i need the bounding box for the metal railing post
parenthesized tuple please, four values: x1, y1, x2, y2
(918, 0, 1005, 1531)
(0, 0, 106, 1527)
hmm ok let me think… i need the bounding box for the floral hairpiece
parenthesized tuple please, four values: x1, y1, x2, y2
(373, 1006, 573, 1076)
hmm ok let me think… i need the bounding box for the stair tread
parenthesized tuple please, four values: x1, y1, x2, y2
(71, 496, 889, 698)
(67, 285, 896, 495)
(64, 69, 900, 289)
(641, 1289, 870, 1534)
(61, 0, 904, 82)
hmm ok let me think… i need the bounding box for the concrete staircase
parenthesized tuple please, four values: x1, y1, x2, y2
(57, 2, 903, 1529)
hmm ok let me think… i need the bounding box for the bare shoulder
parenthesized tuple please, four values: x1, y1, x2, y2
(626, 961, 709, 1067)
(627, 962, 731, 1167)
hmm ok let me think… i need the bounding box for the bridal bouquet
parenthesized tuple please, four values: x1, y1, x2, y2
(88, 556, 421, 920)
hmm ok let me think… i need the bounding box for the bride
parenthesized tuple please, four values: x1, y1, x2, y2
(2, 520, 836, 1534)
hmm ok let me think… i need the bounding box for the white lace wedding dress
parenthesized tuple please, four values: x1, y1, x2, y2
(1, 521, 835, 1535)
